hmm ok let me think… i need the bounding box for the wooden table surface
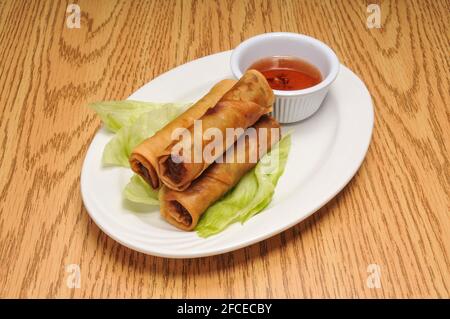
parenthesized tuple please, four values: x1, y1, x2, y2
(0, 0, 449, 298)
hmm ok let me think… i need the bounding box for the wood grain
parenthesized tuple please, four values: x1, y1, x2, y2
(0, 0, 449, 298)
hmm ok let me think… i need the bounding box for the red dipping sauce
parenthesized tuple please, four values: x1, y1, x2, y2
(248, 56, 322, 91)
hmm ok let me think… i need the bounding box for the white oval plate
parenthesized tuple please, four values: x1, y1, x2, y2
(81, 51, 373, 258)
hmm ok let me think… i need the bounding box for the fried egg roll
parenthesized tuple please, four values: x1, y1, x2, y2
(159, 115, 281, 231)
(130, 79, 237, 188)
(158, 70, 274, 191)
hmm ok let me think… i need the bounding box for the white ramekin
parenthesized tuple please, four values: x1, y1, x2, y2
(230, 32, 340, 123)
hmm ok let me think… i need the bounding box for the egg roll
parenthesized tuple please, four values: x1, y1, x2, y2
(158, 70, 274, 191)
(159, 115, 281, 231)
(129, 79, 237, 188)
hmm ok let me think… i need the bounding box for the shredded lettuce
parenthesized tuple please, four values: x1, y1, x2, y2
(196, 135, 291, 237)
(101, 103, 189, 167)
(123, 174, 159, 205)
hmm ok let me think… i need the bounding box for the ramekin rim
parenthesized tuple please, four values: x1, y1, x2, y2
(230, 32, 340, 96)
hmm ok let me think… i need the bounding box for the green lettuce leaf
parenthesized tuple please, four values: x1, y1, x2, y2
(89, 100, 183, 133)
(196, 134, 291, 237)
(101, 103, 189, 167)
(123, 174, 159, 205)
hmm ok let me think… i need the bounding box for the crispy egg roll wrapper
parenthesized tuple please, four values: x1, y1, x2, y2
(158, 70, 274, 191)
(159, 115, 281, 231)
(129, 79, 237, 188)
